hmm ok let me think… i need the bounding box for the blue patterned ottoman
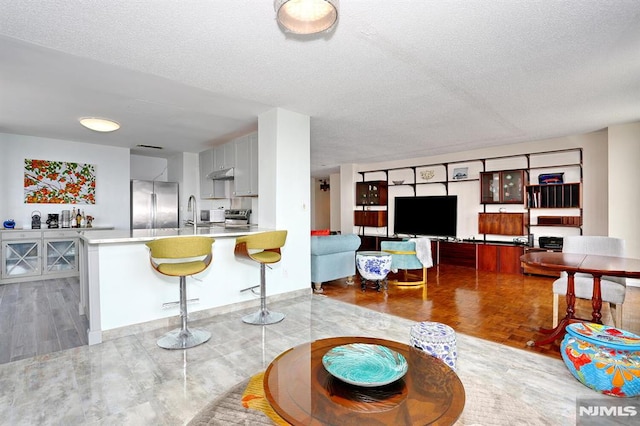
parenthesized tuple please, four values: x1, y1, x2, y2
(561, 323, 640, 397)
(410, 321, 457, 370)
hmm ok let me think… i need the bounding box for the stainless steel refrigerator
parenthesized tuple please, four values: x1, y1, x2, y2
(130, 180, 179, 229)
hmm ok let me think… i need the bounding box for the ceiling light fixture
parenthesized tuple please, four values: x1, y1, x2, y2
(274, 0, 339, 35)
(79, 117, 120, 132)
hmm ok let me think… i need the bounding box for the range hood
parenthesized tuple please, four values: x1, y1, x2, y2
(207, 168, 234, 180)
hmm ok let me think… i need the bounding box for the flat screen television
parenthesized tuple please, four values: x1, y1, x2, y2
(393, 195, 457, 238)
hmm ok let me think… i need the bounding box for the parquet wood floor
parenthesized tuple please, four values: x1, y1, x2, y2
(321, 264, 640, 360)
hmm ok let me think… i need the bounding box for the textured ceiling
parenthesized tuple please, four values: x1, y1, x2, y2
(1, 1, 639, 177)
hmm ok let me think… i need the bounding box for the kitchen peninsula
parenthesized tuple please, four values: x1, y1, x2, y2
(79, 226, 303, 345)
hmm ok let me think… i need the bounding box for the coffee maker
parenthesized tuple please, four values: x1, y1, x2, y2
(46, 213, 59, 229)
(31, 210, 41, 229)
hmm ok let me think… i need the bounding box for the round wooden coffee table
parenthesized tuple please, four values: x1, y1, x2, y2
(264, 336, 465, 425)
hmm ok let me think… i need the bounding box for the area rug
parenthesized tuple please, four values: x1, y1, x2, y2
(187, 370, 553, 425)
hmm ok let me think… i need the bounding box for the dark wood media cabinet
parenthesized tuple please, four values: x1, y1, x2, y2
(359, 236, 529, 274)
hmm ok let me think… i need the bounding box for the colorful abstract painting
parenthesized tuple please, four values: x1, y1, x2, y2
(24, 159, 96, 204)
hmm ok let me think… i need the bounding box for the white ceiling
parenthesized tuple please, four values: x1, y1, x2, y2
(1, 1, 639, 177)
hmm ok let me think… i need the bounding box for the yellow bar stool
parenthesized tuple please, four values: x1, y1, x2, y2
(235, 230, 287, 325)
(146, 236, 214, 349)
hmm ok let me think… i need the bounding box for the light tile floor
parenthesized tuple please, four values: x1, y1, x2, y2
(0, 293, 604, 425)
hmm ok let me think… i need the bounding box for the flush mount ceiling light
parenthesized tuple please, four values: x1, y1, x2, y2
(79, 117, 120, 132)
(274, 0, 339, 35)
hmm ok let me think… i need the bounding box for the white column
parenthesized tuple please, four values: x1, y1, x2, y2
(340, 163, 357, 234)
(608, 123, 640, 259)
(258, 108, 311, 290)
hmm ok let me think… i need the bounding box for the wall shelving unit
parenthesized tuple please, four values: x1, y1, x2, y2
(354, 147, 583, 259)
(525, 149, 583, 234)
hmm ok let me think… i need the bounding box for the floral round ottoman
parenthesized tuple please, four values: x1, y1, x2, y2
(356, 251, 392, 291)
(410, 321, 457, 370)
(561, 323, 640, 397)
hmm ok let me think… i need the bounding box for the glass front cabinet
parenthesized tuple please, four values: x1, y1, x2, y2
(43, 238, 78, 275)
(480, 170, 526, 204)
(1, 230, 79, 283)
(2, 238, 42, 280)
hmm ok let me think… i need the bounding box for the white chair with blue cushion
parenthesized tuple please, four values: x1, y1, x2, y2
(381, 238, 432, 286)
(552, 236, 626, 328)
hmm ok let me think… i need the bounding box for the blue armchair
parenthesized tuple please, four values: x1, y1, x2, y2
(311, 234, 361, 293)
(381, 238, 433, 286)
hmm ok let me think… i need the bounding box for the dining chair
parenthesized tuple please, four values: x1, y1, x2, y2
(552, 236, 626, 328)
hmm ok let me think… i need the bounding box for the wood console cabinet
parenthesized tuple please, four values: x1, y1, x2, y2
(478, 213, 528, 236)
(438, 241, 477, 268)
(354, 210, 387, 227)
(477, 244, 524, 274)
(359, 235, 402, 251)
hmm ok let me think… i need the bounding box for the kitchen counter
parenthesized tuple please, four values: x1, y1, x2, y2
(79, 225, 308, 345)
(1, 225, 114, 233)
(79, 225, 268, 244)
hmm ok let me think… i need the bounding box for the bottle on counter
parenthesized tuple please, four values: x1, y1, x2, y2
(71, 207, 77, 228)
(76, 209, 82, 228)
(80, 211, 86, 228)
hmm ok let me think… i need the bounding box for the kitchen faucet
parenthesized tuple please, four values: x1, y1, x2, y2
(187, 195, 197, 234)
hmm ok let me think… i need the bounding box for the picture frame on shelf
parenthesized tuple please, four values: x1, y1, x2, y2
(452, 167, 468, 180)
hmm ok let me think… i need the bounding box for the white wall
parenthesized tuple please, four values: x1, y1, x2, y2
(329, 172, 341, 232)
(608, 123, 640, 259)
(170, 152, 198, 225)
(130, 155, 168, 181)
(311, 177, 330, 230)
(0, 133, 130, 230)
(339, 163, 357, 233)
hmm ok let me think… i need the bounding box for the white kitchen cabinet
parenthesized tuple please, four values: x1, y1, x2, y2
(199, 148, 226, 199)
(2, 233, 42, 281)
(0, 228, 107, 284)
(233, 133, 259, 196)
(43, 235, 78, 276)
(214, 141, 236, 170)
(199, 148, 215, 198)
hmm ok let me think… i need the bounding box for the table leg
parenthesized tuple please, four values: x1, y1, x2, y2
(529, 272, 577, 346)
(591, 274, 603, 324)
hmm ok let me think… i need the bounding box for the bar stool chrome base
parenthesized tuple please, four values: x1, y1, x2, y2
(157, 328, 211, 350)
(242, 309, 285, 325)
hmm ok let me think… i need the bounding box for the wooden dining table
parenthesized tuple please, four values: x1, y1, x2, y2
(520, 251, 640, 347)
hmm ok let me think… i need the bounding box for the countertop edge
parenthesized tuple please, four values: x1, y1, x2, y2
(80, 226, 274, 244)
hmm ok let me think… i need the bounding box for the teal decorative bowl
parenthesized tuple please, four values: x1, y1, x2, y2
(561, 323, 640, 397)
(322, 343, 408, 387)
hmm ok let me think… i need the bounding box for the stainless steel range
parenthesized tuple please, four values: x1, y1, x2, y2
(224, 209, 251, 228)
